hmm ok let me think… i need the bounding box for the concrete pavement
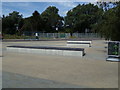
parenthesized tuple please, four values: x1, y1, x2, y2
(2, 40, 118, 88)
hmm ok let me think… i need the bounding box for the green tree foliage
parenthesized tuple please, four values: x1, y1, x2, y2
(21, 10, 43, 34)
(22, 7, 63, 33)
(96, 2, 120, 41)
(65, 3, 103, 34)
(2, 11, 23, 34)
(41, 6, 63, 32)
(0, 17, 2, 33)
(2, 2, 120, 41)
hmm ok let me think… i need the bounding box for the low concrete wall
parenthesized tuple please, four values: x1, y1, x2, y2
(67, 41, 92, 47)
(67, 44, 90, 47)
(6, 46, 84, 57)
(67, 41, 92, 43)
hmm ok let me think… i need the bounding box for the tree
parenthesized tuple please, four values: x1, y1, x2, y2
(97, 1, 120, 41)
(41, 6, 63, 32)
(0, 17, 2, 33)
(2, 11, 23, 35)
(97, 1, 117, 11)
(21, 10, 44, 34)
(65, 3, 103, 35)
(31, 11, 43, 32)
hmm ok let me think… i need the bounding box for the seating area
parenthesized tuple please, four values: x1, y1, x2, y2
(6, 40, 94, 57)
(67, 40, 92, 47)
(7, 45, 85, 57)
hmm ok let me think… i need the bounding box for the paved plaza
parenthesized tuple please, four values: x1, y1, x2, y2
(2, 40, 118, 88)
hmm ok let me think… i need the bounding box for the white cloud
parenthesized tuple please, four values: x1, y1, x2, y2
(59, 10, 68, 16)
(56, 2, 76, 8)
(55, 2, 77, 16)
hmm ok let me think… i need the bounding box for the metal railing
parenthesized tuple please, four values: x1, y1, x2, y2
(23, 33, 101, 39)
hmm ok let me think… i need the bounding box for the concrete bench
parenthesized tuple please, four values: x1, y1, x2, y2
(7, 46, 85, 57)
(67, 41, 92, 47)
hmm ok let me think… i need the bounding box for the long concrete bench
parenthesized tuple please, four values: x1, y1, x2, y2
(7, 46, 85, 57)
(67, 41, 92, 47)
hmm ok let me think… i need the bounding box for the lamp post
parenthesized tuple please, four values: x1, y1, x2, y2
(14, 24, 19, 35)
(56, 27, 58, 38)
(15, 24, 18, 31)
(35, 32, 39, 40)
